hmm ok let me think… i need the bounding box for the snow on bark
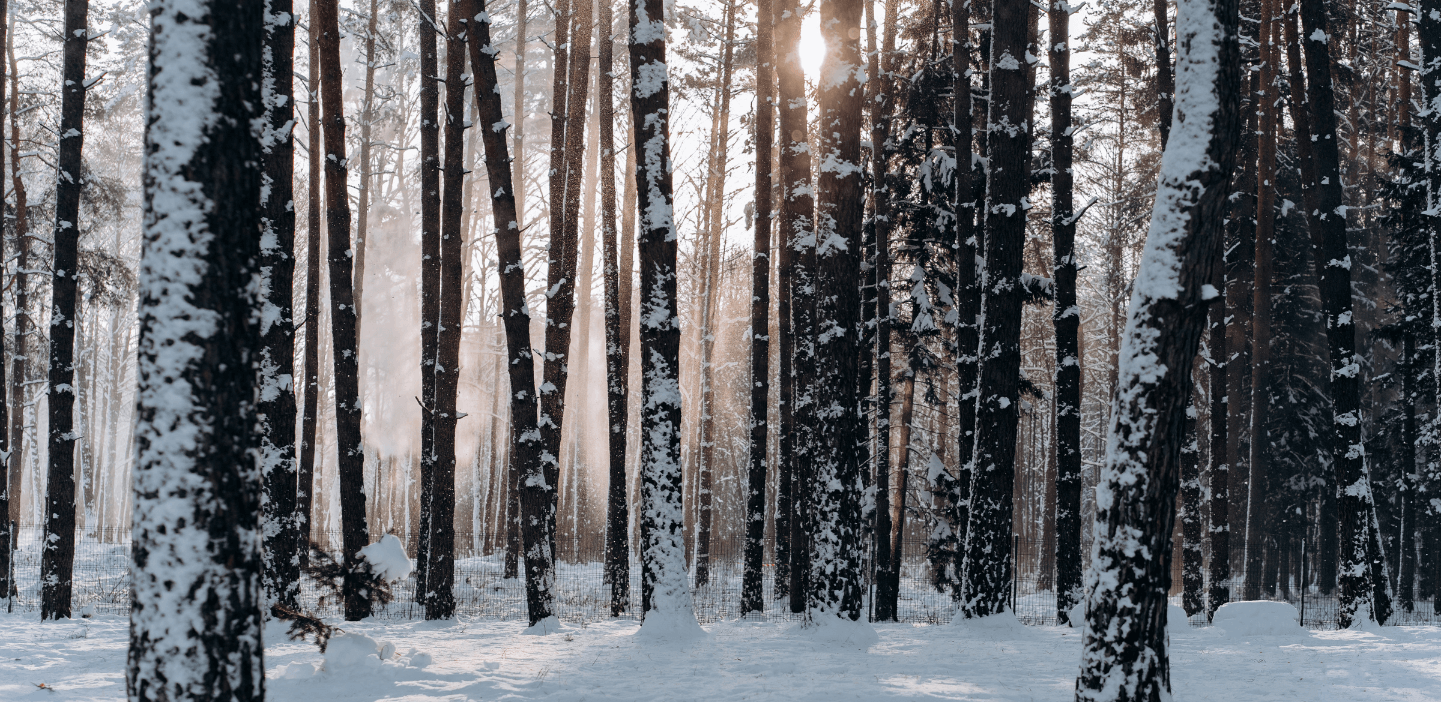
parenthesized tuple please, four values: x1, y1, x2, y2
(628, 0, 699, 637)
(743, 0, 773, 617)
(129, 0, 266, 697)
(1075, 0, 1240, 694)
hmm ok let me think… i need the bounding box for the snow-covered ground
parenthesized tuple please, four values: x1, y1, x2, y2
(2, 610, 1439, 701)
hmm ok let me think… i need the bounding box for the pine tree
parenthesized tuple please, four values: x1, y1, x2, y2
(960, 0, 1036, 619)
(0, 0, 9, 598)
(1076, 0, 1241, 692)
(298, 0, 323, 569)
(40, 0, 91, 621)
(260, 0, 301, 612)
(628, 0, 698, 631)
(129, 0, 266, 695)
(466, 0, 556, 626)
(5, 14, 27, 537)
(416, 0, 441, 600)
(744, 0, 774, 617)
(316, 0, 373, 621)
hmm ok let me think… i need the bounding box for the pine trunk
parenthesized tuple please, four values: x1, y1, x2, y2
(426, 0, 469, 620)
(1206, 248, 1230, 620)
(0, 0, 9, 596)
(354, 0, 378, 343)
(6, 35, 25, 534)
(416, 0, 441, 601)
(505, 0, 528, 581)
(260, 0, 301, 611)
(1299, 0, 1379, 629)
(468, 0, 556, 625)
(628, 0, 696, 629)
(40, 0, 90, 621)
(743, 0, 773, 617)
(1047, 0, 1082, 624)
(129, 0, 266, 694)
(960, 0, 1035, 618)
(1399, 335, 1418, 612)
(1076, 0, 1240, 692)
(298, 3, 322, 565)
(772, 0, 794, 599)
(316, 0, 372, 621)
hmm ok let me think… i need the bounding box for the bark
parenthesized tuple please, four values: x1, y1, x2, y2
(869, 0, 899, 621)
(1244, 0, 1278, 602)
(425, 0, 469, 620)
(416, 0, 441, 600)
(0, 0, 8, 598)
(600, 0, 632, 616)
(1298, 0, 1378, 629)
(1075, 0, 1241, 692)
(6, 22, 24, 534)
(1399, 335, 1418, 612)
(1282, 6, 1321, 252)
(298, 1, 322, 565)
(1225, 0, 1258, 577)
(129, 0, 266, 694)
(771, 0, 794, 601)
(1154, 0, 1174, 145)
(467, 0, 556, 624)
(355, 0, 379, 343)
(1206, 247, 1230, 621)
(1047, 0, 1082, 623)
(261, 0, 301, 612)
(743, 0, 773, 616)
(1181, 405, 1204, 615)
(960, 0, 1035, 618)
(775, 0, 814, 614)
(807, 0, 866, 622)
(539, 0, 594, 572)
(628, 0, 697, 628)
(506, 0, 528, 581)
(40, 0, 90, 621)
(316, 0, 372, 621)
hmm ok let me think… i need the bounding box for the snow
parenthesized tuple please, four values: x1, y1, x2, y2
(3, 613, 1440, 700)
(358, 534, 413, 582)
(1213, 601, 1304, 638)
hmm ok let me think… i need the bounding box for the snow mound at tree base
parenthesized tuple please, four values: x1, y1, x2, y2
(634, 609, 705, 643)
(1168, 603, 1192, 634)
(522, 616, 563, 636)
(949, 611, 1033, 639)
(791, 615, 878, 648)
(323, 633, 386, 669)
(1212, 601, 1304, 638)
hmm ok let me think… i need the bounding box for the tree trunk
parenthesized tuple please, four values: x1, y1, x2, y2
(1206, 244, 1230, 621)
(129, 0, 266, 694)
(1076, 0, 1240, 692)
(743, 0, 773, 617)
(1399, 335, 1418, 612)
(260, 0, 301, 612)
(1154, 0, 1174, 145)
(807, 0, 866, 622)
(628, 0, 697, 629)
(1244, 0, 1278, 602)
(1047, 0, 1082, 624)
(316, 0, 372, 621)
(775, 0, 814, 614)
(1299, 0, 1378, 629)
(505, 0, 528, 582)
(771, 0, 795, 602)
(416, 0, 441, 601)
(960, 0, 1035, 619)
(40, 0, 90, 621)
(0, 0, 11, 600)
(6, 17, 25, 535)
(468, 0, 555, 624)
(355, 0, 379, 344)
(1181, 402, 1204, 615)
(425, 0, 469, 620)
(298, 1, 322, 565)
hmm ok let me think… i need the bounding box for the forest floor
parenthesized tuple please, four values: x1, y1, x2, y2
(0, 610, 1438, 700)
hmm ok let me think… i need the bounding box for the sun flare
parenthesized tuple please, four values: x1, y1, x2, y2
(799, 12, 825, 80)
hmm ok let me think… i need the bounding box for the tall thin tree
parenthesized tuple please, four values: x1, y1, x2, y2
(128, 0, 266, 695)
(743, 0, 774, 616)
(316, 0, 372, 621)
(40, 0, 91, 621)
(416, 0, 442, 599)
(1075, 0, 1241, 691)
(298, 0, 323, 566)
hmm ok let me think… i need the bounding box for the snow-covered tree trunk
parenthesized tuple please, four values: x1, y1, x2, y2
(1153, 0, 1174, 146)
(1422, 0, 1441, 618)
(1075, 0, 1240, 693)
(416, 0, 441, 600)
(1298, 0, 1381, 629)
(1206, 251, 1229, 621)
(467, 0, 556, 626)
(775, 0, 815, 612)
(298, 4, 322, 569)
(260, 0, 301, 612)
(425, 0, 469, 620)
(40, 0, 91, 621)
(628, 0, 697, 632)
(744, 0, 773, 617)
(959, 0, 1035, 619)
(806, 0, 866, 623)
(1181, 406, 1204, 615)
(316, 0, 372, 621)
(129, 0, 266, 695)
(599, 0, 632, 617)
(0, 0, 8, 596)
(1047, 0, 1083, 624)
(772, 0, 794, 600)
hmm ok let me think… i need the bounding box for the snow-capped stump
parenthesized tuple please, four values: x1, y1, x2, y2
(359, 534, 413, 582)
(1212, 602, 1304, 638)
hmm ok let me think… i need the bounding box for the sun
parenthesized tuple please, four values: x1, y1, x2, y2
(800, 11, 824, 80)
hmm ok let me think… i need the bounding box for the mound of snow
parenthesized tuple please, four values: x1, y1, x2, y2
(323, 633, 385, 670)
(1168, 603, 1192, 634)
(951, 611, 1033, 639)
(792, 615, 878, 648)
(634, 609, 706, 643)
(1212, 601, 1303, 638)
(522, 615, 563, 636)
(1066, 601, 1085, 628)
(359, 534, 412, 582)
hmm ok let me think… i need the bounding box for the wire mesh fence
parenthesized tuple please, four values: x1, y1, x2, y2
(3, 526, 1437, 629)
